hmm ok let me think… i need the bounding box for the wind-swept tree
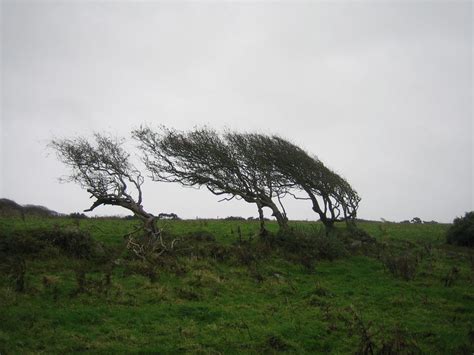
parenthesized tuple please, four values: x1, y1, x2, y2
(133, 126, 289, 232)
(253, 135, 360, 230)
(50, 134, 169, 257)
(224, 132, 289, 229)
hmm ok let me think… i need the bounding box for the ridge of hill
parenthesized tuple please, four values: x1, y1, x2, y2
(0, 198, 60, 217)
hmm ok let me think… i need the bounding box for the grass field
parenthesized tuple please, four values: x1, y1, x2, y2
(0, 217, 473, 354)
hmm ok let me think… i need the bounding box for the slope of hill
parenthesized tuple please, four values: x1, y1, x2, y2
(0, 198, 59, 217)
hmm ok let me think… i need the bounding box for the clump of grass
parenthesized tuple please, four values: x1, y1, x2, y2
(233, 244, 257, 266)
(11, 257, 27, 293)
(123, 259, 159, 283)
(379, 324, 421, 354)
(346, 307, 422, 355)
(307, 295, 330, 308)
(339, 225, 378, 256)
(173, 230, 234, 263)
(306, 281, 332, 297)
(264, 334, 291, 352)
(42, 275, 60, 301)
(184, 230, 216, 242)
(347, 306, 377, 355)
(73, 268, 87, 295)
(381, 252, 418, 280)
(175, 286, 201, 301)
(69, 261, 117, 296)
(264, 226, 348, 269)
(442, 266, 460, 287)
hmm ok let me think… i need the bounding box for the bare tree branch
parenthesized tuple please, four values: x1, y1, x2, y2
(49, 133, 165, 251)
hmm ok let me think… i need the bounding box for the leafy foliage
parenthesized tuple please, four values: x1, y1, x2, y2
(0, 227, 97, 259)
(133, 126, 361, 229)
(133, 127, 289, 228)
(251, 134, 361, 227)
(446, 212, 474, 247)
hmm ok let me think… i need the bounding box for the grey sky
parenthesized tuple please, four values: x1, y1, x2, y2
(1, 1, 472, 222)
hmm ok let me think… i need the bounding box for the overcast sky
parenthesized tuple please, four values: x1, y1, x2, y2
(1, 1, 472, 222)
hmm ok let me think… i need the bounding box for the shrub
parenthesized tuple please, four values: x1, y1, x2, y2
(175, 286, 201, 301)
(124, 259, 159, 283)
(0, 227, 97, 259)
(264, 335, 290, 351)
(223, 216, 245, 221)
(446, 212, 474, 247)
(157, 212, 180, 220)
(379, 325, 421, 354)
(34, 227, 96, 258)
(69, 212, 88, 219)
(338, 225, 376, 244)
(234, 244, 257, 266)
(0, 232, 50, 256)
(381, 253, 418, 280)
(338, 226, 378, 256)
(269, 226, 347, 267)
(185, 230, 216, 242)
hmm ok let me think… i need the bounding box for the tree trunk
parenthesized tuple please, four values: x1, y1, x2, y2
(257, 203, 267, 236)
(322, 219, 336, 236)
(304, 188, 336, 235)
(265, 201, 288, 230)
(119, 200, 159, 238)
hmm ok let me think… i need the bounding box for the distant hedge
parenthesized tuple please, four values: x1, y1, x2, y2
(446, 212, 474, 247)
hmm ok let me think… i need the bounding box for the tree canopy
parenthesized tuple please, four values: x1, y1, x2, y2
(49, 134, 156, 226)
(51, 127, 360, 234)
(252, 134, 360, 228)
(133, 126, 289, 230)
(133, 126, 360, 230)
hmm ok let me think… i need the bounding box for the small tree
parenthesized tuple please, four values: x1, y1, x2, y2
(50, 134, 169, 258)
(133, 126, 289, 232)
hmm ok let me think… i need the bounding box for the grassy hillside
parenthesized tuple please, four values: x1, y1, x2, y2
(0, 217, 473, 353)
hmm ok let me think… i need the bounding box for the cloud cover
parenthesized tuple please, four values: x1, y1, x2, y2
(1, 1, 472, 222)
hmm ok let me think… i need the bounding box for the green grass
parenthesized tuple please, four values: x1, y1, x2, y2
(1, 217, 473, 354)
